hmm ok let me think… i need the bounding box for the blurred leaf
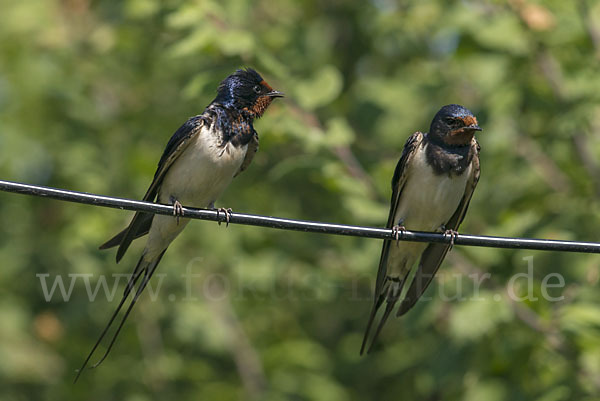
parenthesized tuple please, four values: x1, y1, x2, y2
(449, 293, 513, 342)
(295, 65, 343, 110)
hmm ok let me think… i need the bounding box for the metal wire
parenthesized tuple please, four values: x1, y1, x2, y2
(1, 179, 599, 254)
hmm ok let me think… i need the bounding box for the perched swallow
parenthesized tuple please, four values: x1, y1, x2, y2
(361, 104, 481, 354)
(75, 68, 283, 380)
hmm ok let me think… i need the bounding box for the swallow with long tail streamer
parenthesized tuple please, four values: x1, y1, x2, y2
(75, 68, 283, 381)
(361, 104, 481, 354)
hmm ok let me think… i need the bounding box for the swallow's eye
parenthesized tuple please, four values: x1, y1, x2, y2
(253, 85, 262, 94)
(446, 117, 462, 127)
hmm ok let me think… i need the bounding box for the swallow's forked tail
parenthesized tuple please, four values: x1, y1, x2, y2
(360, 278, 405, 355)
(98, 212, 154, 262)
(74, 251, 166, 383)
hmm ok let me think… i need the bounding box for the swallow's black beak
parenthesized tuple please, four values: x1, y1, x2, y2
(266, 90, 284, 98)
(467, 124, 482, 131)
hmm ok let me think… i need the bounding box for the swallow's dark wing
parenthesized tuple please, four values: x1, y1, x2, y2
(99, 115, 207, 262)
(360, 131, 424, 354)
(234, 131, 258, 177)
(396, 139, 480, 316)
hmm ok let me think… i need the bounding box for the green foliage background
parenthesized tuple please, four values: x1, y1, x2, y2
(1, 0, 600, 399)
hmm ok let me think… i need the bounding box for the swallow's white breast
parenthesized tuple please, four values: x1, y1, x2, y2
(395, 143, 471, 231)
(387, 142, 472, 277)
(144, 125, 248, 260)
(159, 125, 248, 206)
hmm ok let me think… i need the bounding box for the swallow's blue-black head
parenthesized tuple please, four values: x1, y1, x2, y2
(213, 68, 283, 117)
(429, 104, 482, 146)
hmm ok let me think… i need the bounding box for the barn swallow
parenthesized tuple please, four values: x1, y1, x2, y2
(361, 104, 481, 354)
(75, 68, 283, 380)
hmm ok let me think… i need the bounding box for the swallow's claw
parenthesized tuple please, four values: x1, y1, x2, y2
(172, 200, 184, 225)
(443, 228, 459, 249)
(391, 225, 406, 247)
(217, 207, 233, 227)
